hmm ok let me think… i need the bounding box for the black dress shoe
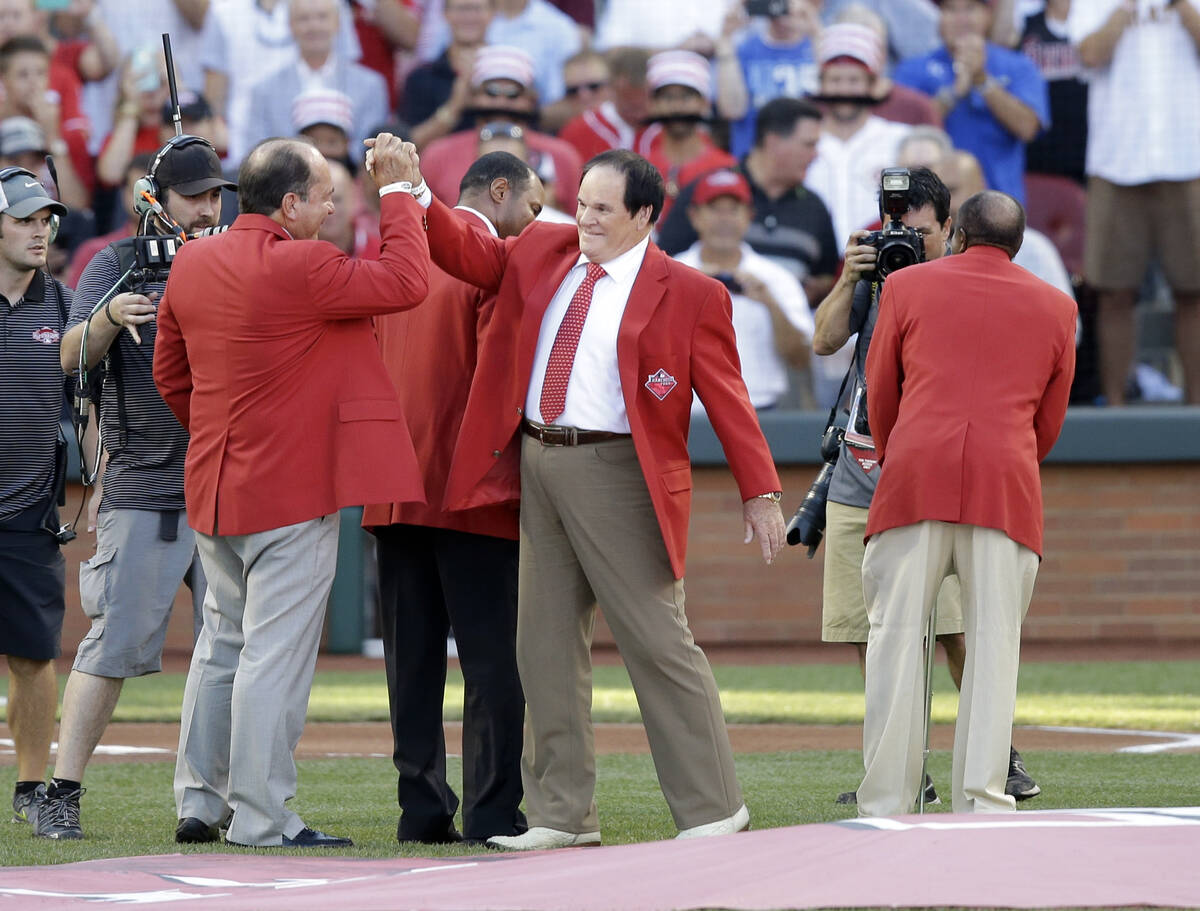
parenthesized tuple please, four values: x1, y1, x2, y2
(397, 823, 463, 845)
(175, 817, 219, 844)
(282, 827, 353, 848)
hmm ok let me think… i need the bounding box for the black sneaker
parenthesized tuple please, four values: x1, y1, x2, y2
(32, 787, 85, 840)
(836, 775, 940, 808)
(12, 783, 46, 824)
(922, 774, 941, 806)
(1006, 747, 1041, 800)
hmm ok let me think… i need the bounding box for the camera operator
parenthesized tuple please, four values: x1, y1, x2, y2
(811, 165, 1041, 806)
(36, 136, 236, 841)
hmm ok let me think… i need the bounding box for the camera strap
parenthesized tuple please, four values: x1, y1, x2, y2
(823, 358, 855, 437)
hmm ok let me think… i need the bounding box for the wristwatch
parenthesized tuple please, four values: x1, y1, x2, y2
(755, 491, 783, 503)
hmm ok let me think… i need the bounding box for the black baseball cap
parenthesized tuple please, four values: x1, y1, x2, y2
(155, 137, 237, 196)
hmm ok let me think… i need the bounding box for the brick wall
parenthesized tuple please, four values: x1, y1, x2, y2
(625, 462, 1200, 646)
(56, 463, 1200, 658)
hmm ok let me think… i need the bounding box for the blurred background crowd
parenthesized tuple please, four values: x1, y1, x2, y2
(7, 0, 1196, 409)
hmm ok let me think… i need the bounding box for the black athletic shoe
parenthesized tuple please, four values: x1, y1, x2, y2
(12, 783, 45, 824)
(836, 774, 940, 807)
(1006, 746, 1041, 800)
(922, 774, 941, 806)
(32, 788, 84, 840)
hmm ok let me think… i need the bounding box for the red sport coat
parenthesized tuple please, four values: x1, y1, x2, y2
(361, 209, 519, 540)
(864, 244, 1077, 556)
(424, 195, 781, 579)
(154, 193, 431, 536)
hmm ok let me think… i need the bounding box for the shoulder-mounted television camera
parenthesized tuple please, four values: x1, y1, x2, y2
(111, 225, 228, 284)
(861, 167, 925, 283)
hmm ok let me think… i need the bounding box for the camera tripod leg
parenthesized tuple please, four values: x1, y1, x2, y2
(918, 598, 938, 814)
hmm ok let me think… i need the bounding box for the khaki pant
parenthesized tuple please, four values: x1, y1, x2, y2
(821, 501, 963, 642)
(858, 521, 1038, 816)
(516, 435, 742, 833)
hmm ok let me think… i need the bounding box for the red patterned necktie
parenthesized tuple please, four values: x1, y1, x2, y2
(539, 261, 606, 423)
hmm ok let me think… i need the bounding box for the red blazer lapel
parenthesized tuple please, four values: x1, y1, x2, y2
(517, 239, 580, 377)
(617, 243, 669, 426)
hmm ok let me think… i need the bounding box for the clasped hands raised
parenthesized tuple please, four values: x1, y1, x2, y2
(363, 133, 424, 189)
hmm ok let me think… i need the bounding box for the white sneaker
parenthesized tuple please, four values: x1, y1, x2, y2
(486, 826, 602, 850)
(675, 804, 750, 839)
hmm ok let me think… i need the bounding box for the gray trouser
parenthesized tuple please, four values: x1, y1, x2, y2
(174, 515, 339, 845)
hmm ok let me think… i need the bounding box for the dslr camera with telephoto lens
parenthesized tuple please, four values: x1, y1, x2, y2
(785, 423, 844, 558)
(860, 167, 925, 283)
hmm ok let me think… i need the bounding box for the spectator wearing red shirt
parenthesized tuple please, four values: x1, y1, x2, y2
(556, 46, 652, 164)
(421, 46, 581, 209)
(0, 0, 123, 188)
(0, 35, 91, 205)
(640, 49, 735, 225)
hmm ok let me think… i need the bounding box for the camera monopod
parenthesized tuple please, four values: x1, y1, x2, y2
(918, 602, 938, 814)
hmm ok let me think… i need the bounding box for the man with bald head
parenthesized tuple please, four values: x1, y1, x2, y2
(154, 135, 430, 847)
(857, 189, 1075, 817)
(936, 148, 1073, 299)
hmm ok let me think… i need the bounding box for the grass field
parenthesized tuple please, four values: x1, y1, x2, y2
(4, 660, 1198, 730)
(1, 750, 1197, 868)
(2, 659, 1198, 868)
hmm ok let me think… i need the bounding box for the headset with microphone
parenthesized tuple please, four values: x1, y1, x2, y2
(0, 166, 61, 243)
(132, 133, 220, 237)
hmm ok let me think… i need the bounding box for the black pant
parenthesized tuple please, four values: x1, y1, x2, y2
(375, 524, 525, 840)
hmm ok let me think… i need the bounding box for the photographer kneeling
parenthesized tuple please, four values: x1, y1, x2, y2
(811, 166, 1039, 806)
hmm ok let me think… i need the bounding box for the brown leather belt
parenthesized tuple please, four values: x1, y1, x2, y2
(522, 419, 631, 447)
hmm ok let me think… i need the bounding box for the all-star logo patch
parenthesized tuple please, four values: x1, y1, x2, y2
(854, 449, 878, 473)
(32, 326, 60, 344)
(644, 368, 677, 401)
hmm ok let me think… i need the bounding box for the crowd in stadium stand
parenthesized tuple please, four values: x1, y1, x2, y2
(6, 0, 1197, 407)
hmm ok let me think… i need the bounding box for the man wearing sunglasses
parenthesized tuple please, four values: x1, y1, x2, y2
(422, 45, 582, 213)
(558, 47, 651, 166)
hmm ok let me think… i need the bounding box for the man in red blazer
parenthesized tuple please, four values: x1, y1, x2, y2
(363, 151, 544, 846)
(393, 146, 786, 849)
(153, 135, 430, 848)
(859, 190, 1076, 816)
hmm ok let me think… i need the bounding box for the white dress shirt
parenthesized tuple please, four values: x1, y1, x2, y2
(453, 205, 499, 236)
(526, 235, 651, 431)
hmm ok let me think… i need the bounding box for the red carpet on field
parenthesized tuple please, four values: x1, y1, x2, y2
(3, 807, 1198, 910)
